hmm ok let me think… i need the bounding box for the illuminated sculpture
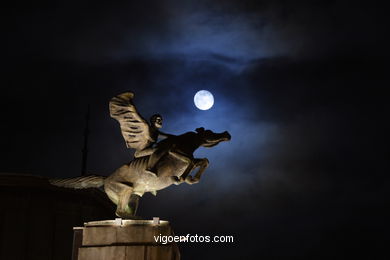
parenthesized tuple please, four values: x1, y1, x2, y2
(51, 92, 231, 218)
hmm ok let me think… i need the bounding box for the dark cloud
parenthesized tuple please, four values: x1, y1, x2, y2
(5, 0, 387, 64)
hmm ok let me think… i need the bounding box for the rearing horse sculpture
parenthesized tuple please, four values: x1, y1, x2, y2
(50, 92, 231, 218)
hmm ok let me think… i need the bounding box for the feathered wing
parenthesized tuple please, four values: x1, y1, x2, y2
(109, 92, 152, 151)
(49, 175, 105, 189)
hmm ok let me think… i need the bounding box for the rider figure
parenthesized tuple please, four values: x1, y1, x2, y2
(134, 114, 173, 176)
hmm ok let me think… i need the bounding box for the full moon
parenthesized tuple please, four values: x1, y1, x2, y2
(194, 90, 214, 110)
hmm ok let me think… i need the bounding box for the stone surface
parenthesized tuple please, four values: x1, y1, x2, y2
(73, 219, 180, 260)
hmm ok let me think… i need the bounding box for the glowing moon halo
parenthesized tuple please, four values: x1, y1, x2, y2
(194, 90, 214, 110)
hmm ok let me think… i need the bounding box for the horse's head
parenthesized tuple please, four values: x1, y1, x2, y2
(195, 127, 231, 147)
(156, 127, 231, 157)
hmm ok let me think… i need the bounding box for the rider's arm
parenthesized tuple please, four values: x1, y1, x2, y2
(158, 130, 174, 138)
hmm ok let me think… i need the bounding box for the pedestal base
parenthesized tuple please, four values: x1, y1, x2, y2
(73, 219, 180, 260)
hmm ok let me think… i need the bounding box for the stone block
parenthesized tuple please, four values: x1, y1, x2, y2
(79, 246, 126, 260)
(73, 219, 180, 260)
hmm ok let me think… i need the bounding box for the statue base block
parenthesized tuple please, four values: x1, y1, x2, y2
(73, 219, 180, 260)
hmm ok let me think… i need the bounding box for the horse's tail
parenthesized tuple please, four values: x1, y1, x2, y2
(49, 175, 106, 189)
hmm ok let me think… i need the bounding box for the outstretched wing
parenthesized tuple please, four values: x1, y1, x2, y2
(109, 92, 153, 151)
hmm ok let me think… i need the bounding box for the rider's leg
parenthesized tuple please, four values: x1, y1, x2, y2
(145, 145, 176, 176)
(168, 149, 194, 180)
(145, 147, 159, 176)
(134, 147, 158, 177)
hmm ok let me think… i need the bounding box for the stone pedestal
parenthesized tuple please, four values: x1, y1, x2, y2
(73, 219, 180, 260)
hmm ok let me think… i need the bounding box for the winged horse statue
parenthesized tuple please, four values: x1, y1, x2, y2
(51, 92, 231, 218)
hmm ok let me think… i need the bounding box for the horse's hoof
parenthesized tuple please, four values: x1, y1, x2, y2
(185, 176, 199, 184)
(190, 177, 200, 184)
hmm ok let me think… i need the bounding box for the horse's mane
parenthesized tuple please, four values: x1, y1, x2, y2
(158, 131, 195, 144)
(157, 131, 199, 153)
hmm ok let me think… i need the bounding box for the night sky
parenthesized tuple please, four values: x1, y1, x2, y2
(2, 1, 388, 259)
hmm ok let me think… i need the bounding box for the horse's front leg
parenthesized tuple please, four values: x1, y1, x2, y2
(185, 158, 209, 185)
(171, 161, 194, 185)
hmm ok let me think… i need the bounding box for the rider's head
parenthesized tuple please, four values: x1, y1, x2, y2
(150, 114, 163, 129)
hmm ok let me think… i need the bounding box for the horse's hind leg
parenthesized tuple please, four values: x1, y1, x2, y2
(116, 186, 134, 218)
(104, 179, 137, 218)
(128, 194, 140, 216)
